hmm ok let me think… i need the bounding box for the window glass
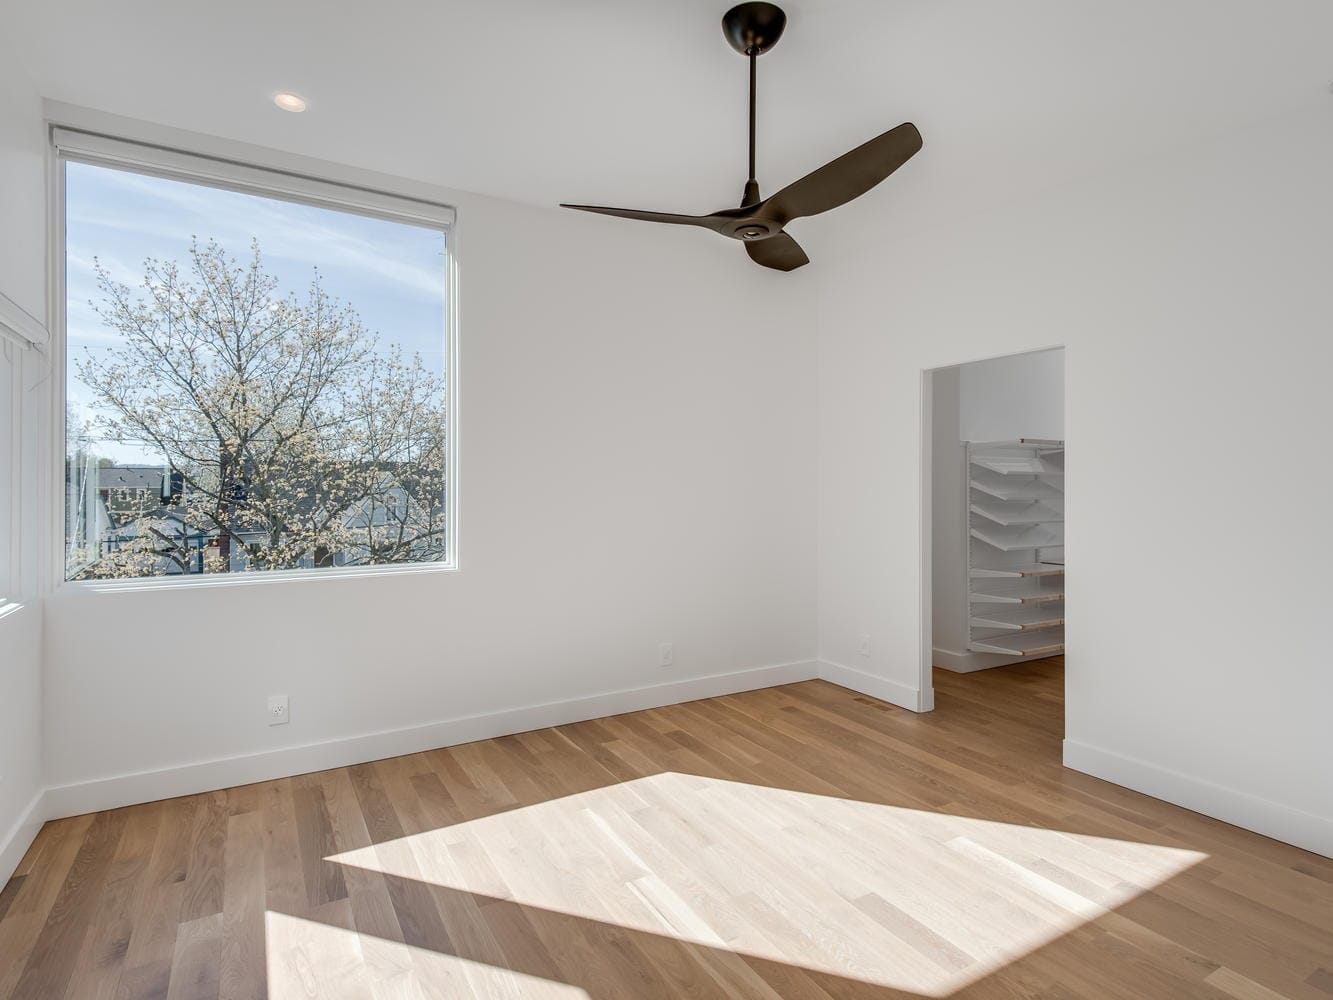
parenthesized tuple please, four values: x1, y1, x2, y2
(63, 159, 449, 579)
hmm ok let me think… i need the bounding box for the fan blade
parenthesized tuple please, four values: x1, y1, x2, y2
(759, 122, 922, 225)
(745, 231, 809, 271)
(560, 203, 730, 232)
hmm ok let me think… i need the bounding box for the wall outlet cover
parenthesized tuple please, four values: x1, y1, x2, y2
(268, 694, 290, 726)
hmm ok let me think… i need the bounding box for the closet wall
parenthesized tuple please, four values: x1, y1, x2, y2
(932, 349, 1064, 672)
(960, 351, 1064, 443)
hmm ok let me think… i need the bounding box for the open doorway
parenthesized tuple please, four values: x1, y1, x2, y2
(924, 347, 1066, 700)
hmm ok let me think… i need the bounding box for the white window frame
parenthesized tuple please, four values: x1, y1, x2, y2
(50, 126, 459, 590)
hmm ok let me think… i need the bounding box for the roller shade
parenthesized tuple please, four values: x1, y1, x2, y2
(51, 127, 455, 230)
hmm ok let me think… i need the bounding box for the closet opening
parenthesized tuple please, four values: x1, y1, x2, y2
(922, 347, 1066, 705)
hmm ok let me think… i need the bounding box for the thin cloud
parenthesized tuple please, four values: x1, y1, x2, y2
(68, 162, 446, 302)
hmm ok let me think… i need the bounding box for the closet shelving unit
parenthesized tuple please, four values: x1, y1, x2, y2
(966, 439, 1065, 657)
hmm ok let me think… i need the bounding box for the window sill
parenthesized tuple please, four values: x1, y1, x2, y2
(59, 560, 458, 594)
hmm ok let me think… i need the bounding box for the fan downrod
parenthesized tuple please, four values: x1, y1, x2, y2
(558, 1, 921, 272)
(722, 3, 786, 57)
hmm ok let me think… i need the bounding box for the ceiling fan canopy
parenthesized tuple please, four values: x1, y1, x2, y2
(721, 1, 787, 56)
(560, 3, 923, 272)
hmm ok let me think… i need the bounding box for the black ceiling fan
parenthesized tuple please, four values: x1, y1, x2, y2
(560, 2, 922, 272)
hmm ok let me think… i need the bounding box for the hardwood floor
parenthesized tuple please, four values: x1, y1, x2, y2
(2, 657, 1330, 999)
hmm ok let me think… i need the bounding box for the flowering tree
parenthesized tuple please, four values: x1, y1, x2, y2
(73, 239, 446, 578)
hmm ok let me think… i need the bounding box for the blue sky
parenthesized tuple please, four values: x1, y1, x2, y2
(65, 160, 448, 463)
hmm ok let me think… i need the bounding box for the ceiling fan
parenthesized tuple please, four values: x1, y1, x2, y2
(560, 2, 922, 272)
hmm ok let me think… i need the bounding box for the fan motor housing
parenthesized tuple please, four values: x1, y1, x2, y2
(725, 218, 780, 241)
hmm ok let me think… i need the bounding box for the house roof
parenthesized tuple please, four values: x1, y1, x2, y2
(98, 465, 165, 492)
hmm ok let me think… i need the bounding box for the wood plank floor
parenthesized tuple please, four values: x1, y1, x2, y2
(2, 658, 1330, 999)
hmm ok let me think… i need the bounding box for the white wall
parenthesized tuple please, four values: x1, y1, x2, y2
(929, 367, 967, 659)
(38, 112, 819, 812)
(959, 349, 1065, 443)
(0, 40, 50, 880)
(0, 603, 42, 880)
(818, 109, 1333, 856)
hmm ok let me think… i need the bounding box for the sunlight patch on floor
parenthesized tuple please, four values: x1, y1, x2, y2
(329, 773, 1207, 996)
(265, 910, 591, 1000)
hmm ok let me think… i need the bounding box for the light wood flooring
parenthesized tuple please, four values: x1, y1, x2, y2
(1, 658, 1331, 999)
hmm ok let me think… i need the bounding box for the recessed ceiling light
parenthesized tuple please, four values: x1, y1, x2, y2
(273, 92, 307, 113)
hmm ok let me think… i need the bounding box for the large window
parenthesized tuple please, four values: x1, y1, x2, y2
(56, 130, 454, 581)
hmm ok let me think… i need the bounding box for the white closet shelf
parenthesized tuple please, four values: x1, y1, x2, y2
(970, 523, 1063, 552)
(970, 602, 1065, 630)
(969, 469, 1063, 501)
(970, 455, 1062, 476)
(970, 562, 1064, 579)
(969, 499, 1063, 526)
(974, 439, 1063, 449)
(970, 578, 1065, 603)
(970, 627, 1065, 657)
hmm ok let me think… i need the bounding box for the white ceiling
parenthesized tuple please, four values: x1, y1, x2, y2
(11, 0, 1333, 231)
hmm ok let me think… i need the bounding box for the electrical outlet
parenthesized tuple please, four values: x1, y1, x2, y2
(857, 634, 871, 657)
(658, 642, 674, 668)
(268, 694, 289, 726)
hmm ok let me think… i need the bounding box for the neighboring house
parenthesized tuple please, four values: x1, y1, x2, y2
(64, 459, 158, 575)
(67, 462, 443, 577)
(97, 464, 169, 508)
(323, 471, 445, 566)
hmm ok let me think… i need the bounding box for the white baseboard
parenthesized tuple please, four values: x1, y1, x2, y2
(26, 670, 1328, 871)
(933, 647, 1051, 673)
(0, 791, 48, 886)
(818, 659, 930, 712)
(1063, 739, 1333, 860)
(43, 659, 820, 820)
